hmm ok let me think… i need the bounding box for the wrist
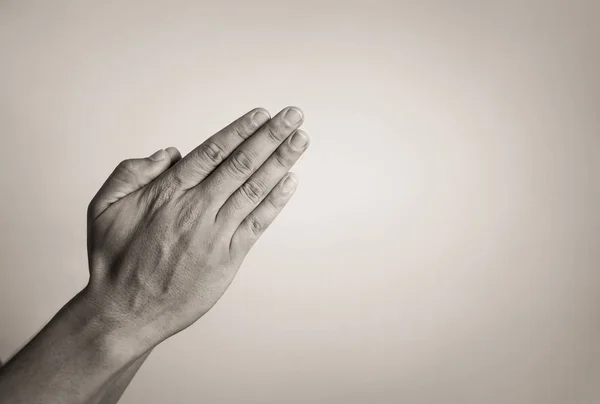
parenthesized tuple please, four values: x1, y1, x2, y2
(64, 288, 150, 368)
(75, 284, 167, 359)
(0, 288, 148, 404)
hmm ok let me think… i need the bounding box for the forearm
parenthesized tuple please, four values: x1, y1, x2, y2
(90, 350, 152, 404)
(0, 289, 149, 404)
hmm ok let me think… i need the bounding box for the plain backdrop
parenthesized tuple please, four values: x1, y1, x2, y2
(0, 1, 599, 403)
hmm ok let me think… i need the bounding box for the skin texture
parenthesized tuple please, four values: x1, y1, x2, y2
(0, 106, 310, 404)
(89, 351, 152, 404)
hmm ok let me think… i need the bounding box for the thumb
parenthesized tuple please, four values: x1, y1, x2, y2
(88, 147, 182, 221)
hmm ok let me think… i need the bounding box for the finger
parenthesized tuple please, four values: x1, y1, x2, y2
(163, 107, 270, 190)
(216, 129, 309, 231)
(196, 106, 304, 206)
(164, 146, 183, 163)
(229, 172, 298, 257)
(88, 147, 181, 221)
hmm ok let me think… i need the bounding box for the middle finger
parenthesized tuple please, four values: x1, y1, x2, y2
(194, 106, 304, 206)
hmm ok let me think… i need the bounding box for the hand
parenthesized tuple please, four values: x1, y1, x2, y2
(83, 106, 309, 351)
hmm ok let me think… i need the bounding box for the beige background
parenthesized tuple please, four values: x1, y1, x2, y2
(1, 1, 599, 403)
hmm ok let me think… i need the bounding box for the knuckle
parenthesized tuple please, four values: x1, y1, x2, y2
(264, 125, 282, 143)
(266, 194, 281, 210)
(117, 159, 136, 175)
(196, 182, 221, 207)
(113, 159, 139, 186)
(164, 173, 183, 192)
(231, 124, 250, 141)
(239, 180, 265, 204)
(198, 141, 225, 165)
(148, 177, 180, 207)
(247, 216, 262, 236)
(228, 150, 254, 178)
(273, 151, 290, 168)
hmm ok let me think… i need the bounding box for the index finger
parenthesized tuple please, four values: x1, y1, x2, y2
(162, 107, 271, 190)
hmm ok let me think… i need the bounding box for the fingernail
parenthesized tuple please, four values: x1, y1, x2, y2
(283, 107, 303, 127)
(252, 109, 270, 126)
(289, 130, 309, 151)
(149, 149, 167, 161)
(281, 174, 298, 194)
